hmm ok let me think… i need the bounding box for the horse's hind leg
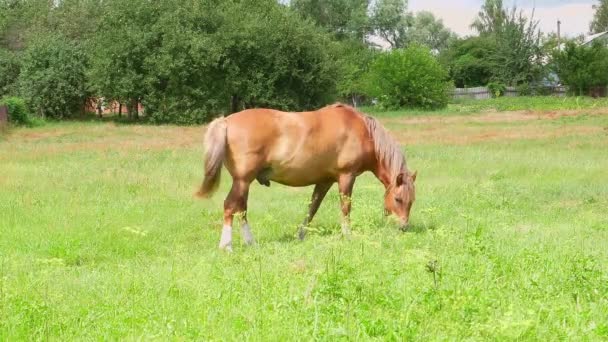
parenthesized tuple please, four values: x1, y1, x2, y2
(221, 178, 254, 251)
(298, 182, 332, 240)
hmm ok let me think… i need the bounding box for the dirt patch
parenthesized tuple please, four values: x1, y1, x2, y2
(381, 109, 608, 145)
(4, 124, 204, 155)
(385, 108, 608, 126)
(2, 109, 606, 156)
(392, 125, 604, 145)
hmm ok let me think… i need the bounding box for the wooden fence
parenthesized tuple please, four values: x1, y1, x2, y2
(452, 86, 568, 100)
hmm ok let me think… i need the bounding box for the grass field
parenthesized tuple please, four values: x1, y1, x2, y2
(1, 102, 608, 340)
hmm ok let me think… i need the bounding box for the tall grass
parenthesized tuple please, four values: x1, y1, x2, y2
(1, 111, 607, 339)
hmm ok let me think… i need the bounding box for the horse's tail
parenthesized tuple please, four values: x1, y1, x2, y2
(195, 117, 228, 198)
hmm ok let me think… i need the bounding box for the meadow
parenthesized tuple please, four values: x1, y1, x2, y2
(1, 99, 607, 340)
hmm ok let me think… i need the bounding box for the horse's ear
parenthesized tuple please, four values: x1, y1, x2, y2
(396, 173, 404, 186)
(411, 170, 417, 182)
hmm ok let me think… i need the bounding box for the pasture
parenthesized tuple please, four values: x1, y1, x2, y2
(1, 100, 607, 340)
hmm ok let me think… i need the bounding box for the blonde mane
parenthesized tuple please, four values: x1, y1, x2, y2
(322, 103, 407, 183)
(363, 115, 407, 183)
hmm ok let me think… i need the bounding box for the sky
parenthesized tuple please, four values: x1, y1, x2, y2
(409, 0, 597, 38)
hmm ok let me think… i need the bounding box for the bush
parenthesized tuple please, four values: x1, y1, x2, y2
(552, 41, 608, 96)
(365, 45, 452, 109)
(19, 35, 88, 119)
(487, 82, 507, 98)
(516, 83, 532, 96)
(0, 97, 31, 126)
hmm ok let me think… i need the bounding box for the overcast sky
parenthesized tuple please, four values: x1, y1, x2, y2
(409, 0, 597, 37)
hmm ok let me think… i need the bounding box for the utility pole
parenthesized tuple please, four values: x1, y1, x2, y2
(557, 19, 561, 48)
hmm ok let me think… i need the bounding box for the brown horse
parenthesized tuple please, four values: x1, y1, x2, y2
(196, 103, 416, 251)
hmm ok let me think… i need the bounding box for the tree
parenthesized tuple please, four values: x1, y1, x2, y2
(365, 45, 452, 109)
(370, 2, 455, 53)
(468, 0, 544, 86)
(591, 0, 608, 33)
(19, 35, 88, 118)
(291, 0, 370, 41)
(406, 11, 456, 53)
(334, 39, 376, 106)
(0, 48, 19, 96)
(370, 0, 411, 49)
(552, 41, 608, 95)
(440, 36, 497, 87)
(88, 0, 162, 120)
(491, 9, 544, 85)
(217, 0, 337, 113)
(471, 0, 507, 35)
(87, 0, 338, 124)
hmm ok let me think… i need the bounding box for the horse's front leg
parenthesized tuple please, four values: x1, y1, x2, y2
(338, 175, 356, 237)
(222, 179, 254, 251)
(298, 182, 333, 240)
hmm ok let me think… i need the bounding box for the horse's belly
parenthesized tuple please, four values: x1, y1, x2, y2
(268, 164, 335, 187)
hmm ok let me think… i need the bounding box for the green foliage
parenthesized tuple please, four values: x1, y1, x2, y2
(370, 0, 410, 49)
(0, 48, 19, 96)
(370, 1, 455, 53)
(87, 0, 160, 120)
(591, 0, 608, 33)
(406, 11, 456, 53)
(440, 36, 497, 87)
(334, 40, 376, 105)
(86, 0, 338, 124)
(0, 96, 30, 125)
(487, 82, 507, 97)
(468, 1, 545, 86)
(366, 45, 452, 109)
(19, 35, 88, 119)
(491, 9, 544, 86)
(516, 83, 532, 96)
(552, 41, 608, 95)
(216, 0, 337, 112)
(470, 0, 507, 35)
(291, 0, 370, 41)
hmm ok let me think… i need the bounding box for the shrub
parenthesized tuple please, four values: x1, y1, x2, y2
(365, 45, 452, 109)
(19, 35, 88, 119)
(0, 97, 31, 126)
(552, 41, 608, 96)
(516, 83, 532, 96)
(487, 82, 507, 98)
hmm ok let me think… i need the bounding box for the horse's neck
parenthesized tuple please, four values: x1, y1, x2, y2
(372, 163, 393, 190)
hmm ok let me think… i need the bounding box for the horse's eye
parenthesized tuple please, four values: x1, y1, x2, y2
(395, 197, 403, 203)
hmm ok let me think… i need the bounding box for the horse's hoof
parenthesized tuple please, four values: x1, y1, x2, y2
(297, 227, 306, 241)
(219, 244, 233, 253)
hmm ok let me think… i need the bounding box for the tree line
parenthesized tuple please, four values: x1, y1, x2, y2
(1, 0, 607, 124)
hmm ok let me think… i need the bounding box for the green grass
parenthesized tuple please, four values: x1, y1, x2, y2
(363, 96, 608, 117)
(1, 110, 607, 340)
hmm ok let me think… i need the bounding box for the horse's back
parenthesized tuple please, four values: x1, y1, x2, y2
(224, 105, 371, 185)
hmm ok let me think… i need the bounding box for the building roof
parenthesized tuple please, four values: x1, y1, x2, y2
(583, 31, 608, 46)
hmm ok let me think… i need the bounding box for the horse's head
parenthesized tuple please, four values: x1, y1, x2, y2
(384, 170, 417, 230)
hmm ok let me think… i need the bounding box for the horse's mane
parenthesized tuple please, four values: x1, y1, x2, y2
(363, 115, 407, 183)
(324, 103, 407, 183)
